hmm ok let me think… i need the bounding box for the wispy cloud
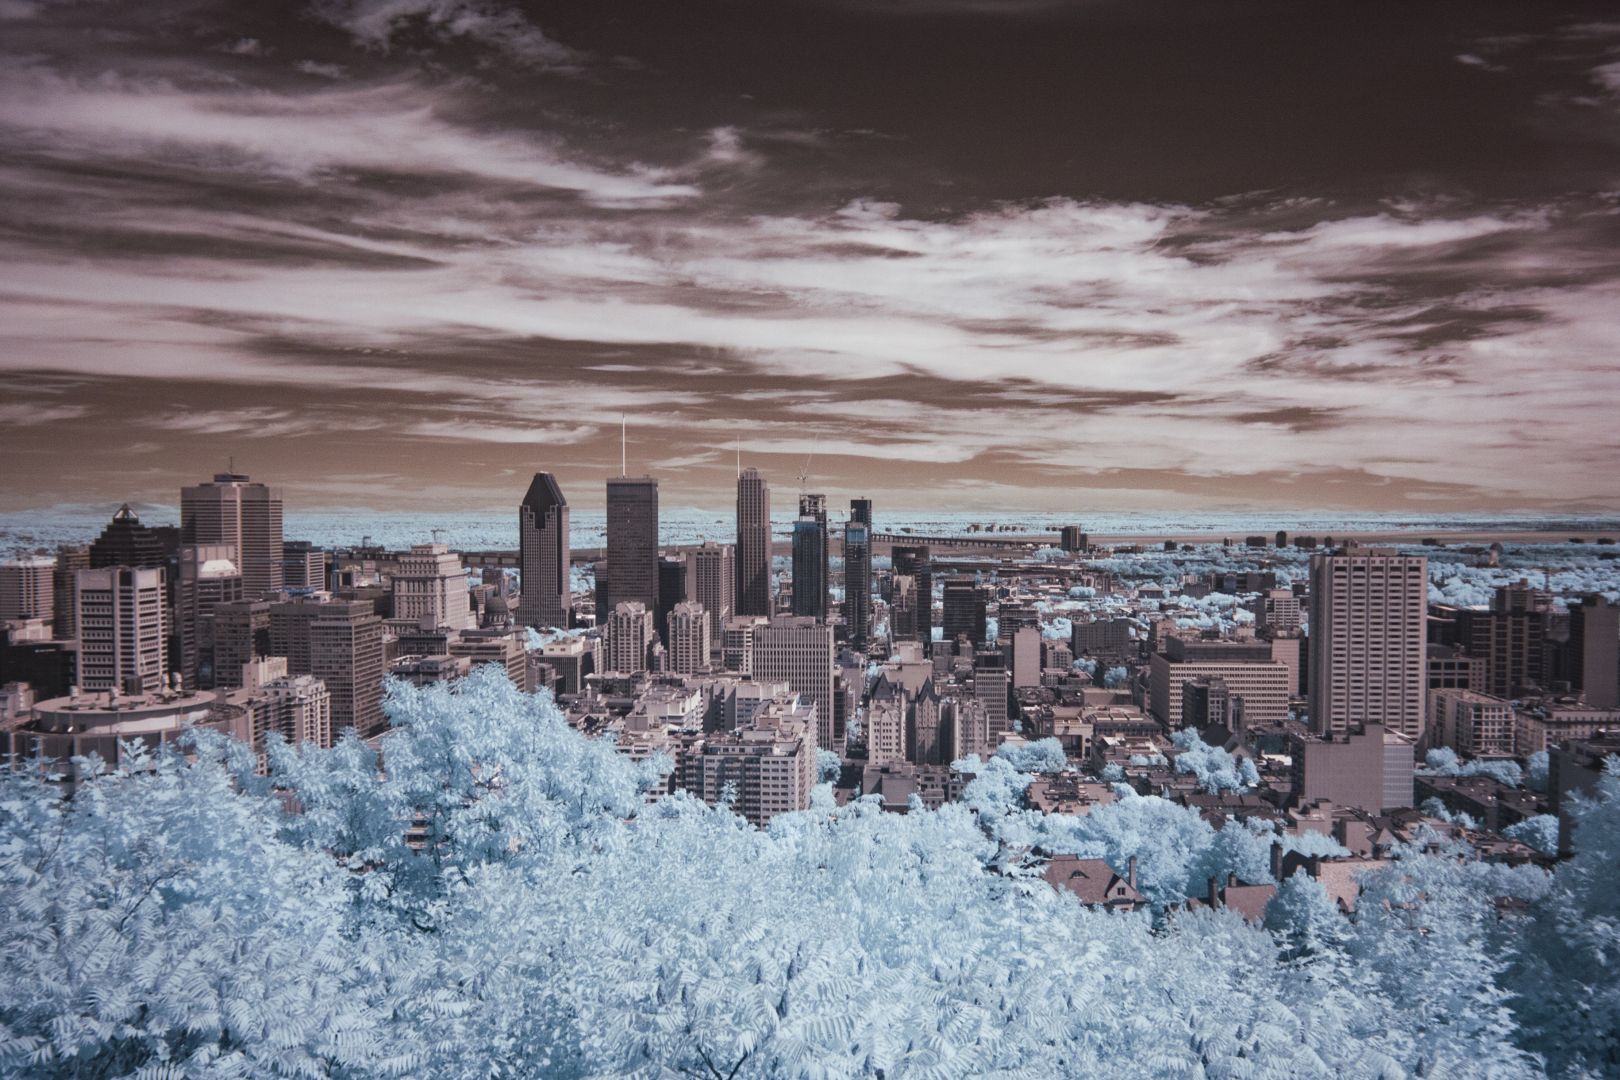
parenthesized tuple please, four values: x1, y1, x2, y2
(310, 0, 586, 69)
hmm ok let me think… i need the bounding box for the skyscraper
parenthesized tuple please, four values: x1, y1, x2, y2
(392, 543, 473, 629)
(893, 545, 933, 648)
(735, 467, 771, 617)
(181, 474, 284, 597)
(942, 577, 988, 647)
(1568, 594, 1619, 709)
(667, 601, 711, 675)
(1451, 581, 1551, 698)
(51, 544, 90, 639)
(845, 517, 872, 645)
(212, 599, 271, 690)
(517, 472, 570, 628)
(849, 497, 873, 528)
(282, 541, 327, 592)
(177, 544, 243, 689)
(308, 600, 385, 737)
(799, 493, 829, 620)
(89, 505, 168, 570)
(752, 616, 834, 750)
(656, 556, 688, 644)
(606, 476, 659, 613)
(75, 566, 168, 693)
(0, 558, 55, 625)
(1308, 549, 1427, 740)
(791, 513, 827, 621)
(685, 541, 734, 645)
(973, 649, 1012, 745)
(604, 601, 654, 674)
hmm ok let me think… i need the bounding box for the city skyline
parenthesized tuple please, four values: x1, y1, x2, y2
(3, 0, 1620, 513)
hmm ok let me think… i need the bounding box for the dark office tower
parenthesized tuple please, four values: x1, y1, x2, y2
(1569, 595, 1620, 708)
(51, 544, 89, 639)
(798, 493, 829, 621)
(656, 556, 688, 643)
(181, 473, 284, 598)
(1059, 525, 1086, 553)
(893, 545, 934, 647)
(845, 519, 872, 646)
(517, 472, 571, 629)
(89, 505, 168, 570)
(735, 467, 771, 617)
(592, 560, 610, 624)
(791, 515, 828, 621)
(605, 476, 659, 613)
(282, 541, 327, 592)
(943, 577, 988, 646)
(850, 498, 873, 528)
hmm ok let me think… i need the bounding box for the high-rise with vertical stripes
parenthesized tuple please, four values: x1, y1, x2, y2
(181, 473, 284, 598)
(1308, 548, 1427, 741)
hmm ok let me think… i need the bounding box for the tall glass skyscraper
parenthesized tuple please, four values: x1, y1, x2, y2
(735, 467, 771, 616)
(606, 476, 659, 613)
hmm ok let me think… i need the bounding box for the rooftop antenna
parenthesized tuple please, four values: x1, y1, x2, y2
(227, 455, 235, 474)
(736, 434, 741, 478)
(431, 527, 446, 545)
(620, 414, 627, 477)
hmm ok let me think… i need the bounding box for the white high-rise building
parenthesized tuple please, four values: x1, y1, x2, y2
(75, 566, 168, 693)
(392, 543, 474, 630)
(1308, 549, 1428, 740)
(605, 601, 654, 675)
(667, 601, 711, 675)
(751, 615, 833, 750)
(180, 473, 283, 597)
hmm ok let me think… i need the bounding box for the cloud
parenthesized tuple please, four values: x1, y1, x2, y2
(406, 420, 600, 444)
(1, 0, 1618, 511)
(0, 68, 696, 206)
(310, 0, 585, 69)
(295, 60, 349, 79)
(0, 402, 87, 425)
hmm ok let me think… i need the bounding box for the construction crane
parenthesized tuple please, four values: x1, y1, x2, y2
(796, 438, 818, 493)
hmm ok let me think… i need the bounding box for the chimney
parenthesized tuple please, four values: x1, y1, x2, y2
(1207, 875, 1221, 910)
(1126, 855, 1137, 890)
(1269, 840, 1283, 882)
(1227, 871, 1238, 889)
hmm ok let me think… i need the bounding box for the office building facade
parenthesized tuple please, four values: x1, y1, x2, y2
(180, 473, 284, 597)
(517, 472, 571, 628)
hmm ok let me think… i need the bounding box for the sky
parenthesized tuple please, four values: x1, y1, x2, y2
(2, 0, 1619, 515)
